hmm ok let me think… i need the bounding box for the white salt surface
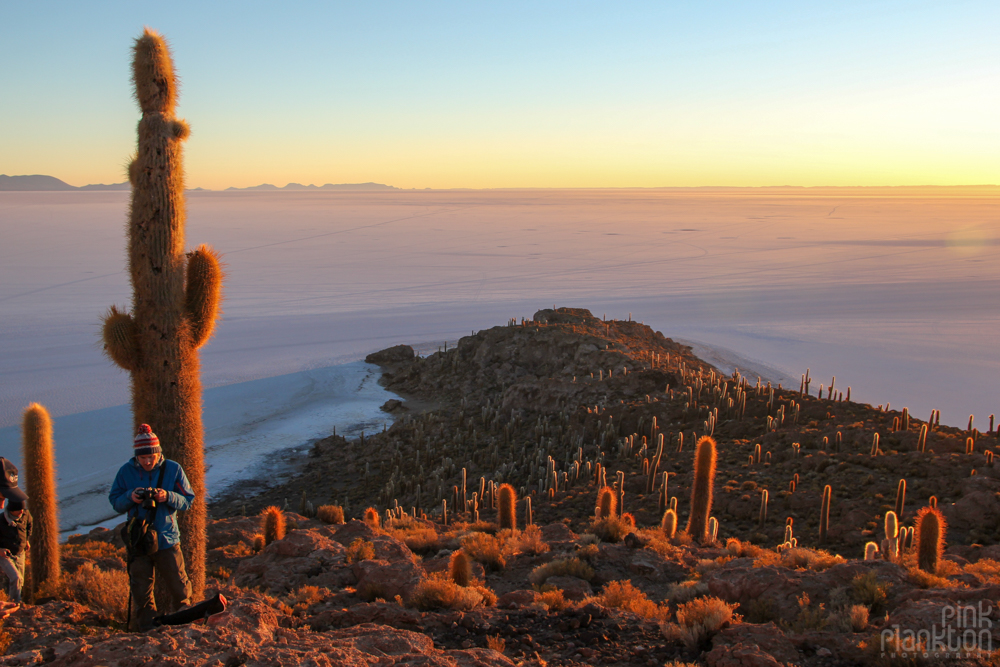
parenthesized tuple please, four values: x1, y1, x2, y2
(1, 188, 998, 529)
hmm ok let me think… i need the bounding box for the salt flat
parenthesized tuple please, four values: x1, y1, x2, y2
(1, 188, 998, 528)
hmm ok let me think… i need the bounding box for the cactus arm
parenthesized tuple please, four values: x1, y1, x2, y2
(101, 306, 140, 371)
(185, 244, 223, 349)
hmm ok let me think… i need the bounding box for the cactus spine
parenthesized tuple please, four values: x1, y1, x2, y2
(686, 436, 717, 544)
(21, 403, 59, 598)
(99, 29, 223, 600)
(819, 484, 832, 544)
(497, 483, 516, 530)
(915, 506, 945, 574)
(261, 506, 285, 546)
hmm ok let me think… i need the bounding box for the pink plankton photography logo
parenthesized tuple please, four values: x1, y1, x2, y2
(881, 602, 994, 659)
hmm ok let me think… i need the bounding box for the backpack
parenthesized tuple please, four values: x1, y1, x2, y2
(122, 464, 166, 559)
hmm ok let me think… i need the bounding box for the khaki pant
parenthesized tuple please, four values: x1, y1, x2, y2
(129, 545, 191, 630)
(0, 553, 24, 604)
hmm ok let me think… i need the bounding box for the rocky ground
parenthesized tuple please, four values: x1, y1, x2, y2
(6, 307, 1000, 666)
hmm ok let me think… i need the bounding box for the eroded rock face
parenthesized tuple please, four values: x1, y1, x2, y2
(365, 345, 416, 365)
(233, 529, 350, 594)
(706, 622, 799, 667)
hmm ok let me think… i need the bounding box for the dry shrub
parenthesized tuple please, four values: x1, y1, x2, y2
(58, 562, 128, 623)
(461, 532, 506, 571)
(848, 604, 870, 631)
(209, 566, 232, 580)
(591, 516, 632, 543)
(539, 588, 569, 611)
(906, 565, 955, 589)
(345, 538, 375, 564)
(529, 557, 595, 586)
(63, 541, 124, 562)
(576, 542, 601, 563)
(461, 521, 498, 534)
(963, 558, 1000, 585)
(0, 622, 10, 655)
(511, 525, 550, 556)
(595, 580, 668, 621)
(790, 592, 828, 632)
(780, 547, 845, 571)
(285, 585, 330, 611)
(664, 596, 739, 648)
(725, 538, 771, 560)
(643, 531, 683, 560)
(408, 573, 485, 611)
(221, 541, 254, 558)
(666, 580, 709, 605)
(316, 505, 345, 525)
(387, 527, 439, 555)
(486, 635, 506, 653)
(851, 571, 892, 614)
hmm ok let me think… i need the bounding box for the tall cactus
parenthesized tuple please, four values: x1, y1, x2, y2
(497, 483, 516, 531)
(100, 29, 223, 600)
(915, 506, 945, 574)
(686, 436, 717, 544)
(21, 404, 59, 598)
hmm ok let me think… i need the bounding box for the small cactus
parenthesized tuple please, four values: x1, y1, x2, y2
(449, 549, 471, 587)
(819, 485, 832, 544)
(915, 506, 945, 574)
(894, 479, 906, 520)
(686, 436, 717, 544)
(21, 403, 60, 598)
(364, 507, 381, 529)
(261, 506, 285, 546)
(596, 486, 617, 520)
(661, 508, 678, 538)
(864, 542, 879, 560)
(758, 489, 768, 528)
(497, 483, 517, 530)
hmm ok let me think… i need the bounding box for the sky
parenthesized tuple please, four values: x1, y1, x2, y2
(2, 1, 998, 190)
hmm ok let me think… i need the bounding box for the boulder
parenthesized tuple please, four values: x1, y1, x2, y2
(366, 345, 415, 365)
(706, 622, 800, 667)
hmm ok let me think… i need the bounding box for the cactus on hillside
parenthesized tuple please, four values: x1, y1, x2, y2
(686, 436, 717, 544)
(364, 507, 381, 529)
(819, 485, 832, 544)
(497, 483, 517, 530)
(449, 550, 471, 587)
(261, 506, 285, 546)
(758, 489, 768, 528)
(894, 479, 906, 519)
(21, 403, 59, 598)
(915, 506, 946, 574)
(99, 29, 223, 600)
(661, 508, 678, 538)
(596, 485, 617, 520)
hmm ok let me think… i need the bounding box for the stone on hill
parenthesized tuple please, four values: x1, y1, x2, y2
(366, 344, 415, 364)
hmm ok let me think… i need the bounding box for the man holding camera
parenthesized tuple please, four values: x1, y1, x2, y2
(109, 424, 195, 630)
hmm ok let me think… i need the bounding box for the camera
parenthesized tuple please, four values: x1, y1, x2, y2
(135, 487, 157, 510)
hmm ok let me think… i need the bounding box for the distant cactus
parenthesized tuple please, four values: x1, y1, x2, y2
(915, 506, 946, 574)
(894, 479, 906, 519)
(21, 403, 59, 598)
(524, 495, 532, 527)
(596, 486, 617, 520)
(661, 508, 678, 538)
(819, 485, 832, 544)
(364, 507, 381, 529)
(686, 436, 717, 544)
(884, 511, 898, 542)
(758, 489, 768, 528)
(99, 29, 224, 599)
(497, 483, 517, 531)
(449, 550, 472, 587)
(708, 517, 719, 543)
(261, 506, 285, 546)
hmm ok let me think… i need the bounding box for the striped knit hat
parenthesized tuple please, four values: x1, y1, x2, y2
(133, 424, 162, 456)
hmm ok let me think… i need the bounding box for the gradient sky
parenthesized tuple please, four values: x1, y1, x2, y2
(2, 1, 998, 190)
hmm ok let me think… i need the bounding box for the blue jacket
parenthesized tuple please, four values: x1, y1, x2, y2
(109, 457, 195, 550)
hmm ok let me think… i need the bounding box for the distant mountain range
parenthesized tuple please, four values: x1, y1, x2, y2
(0, 174, 129, 191)
(226, 182, 399, 191)
(0, 174, 399, 192)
